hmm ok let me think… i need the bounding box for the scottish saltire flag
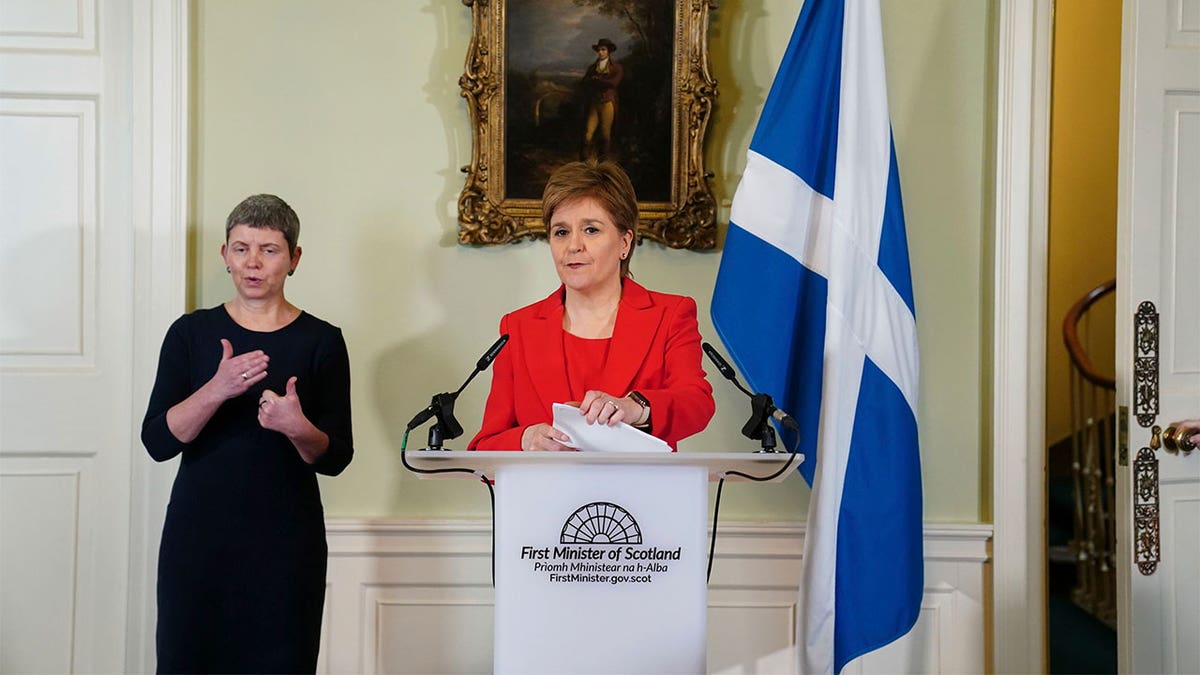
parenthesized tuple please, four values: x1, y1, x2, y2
(710, 0, 923, 672)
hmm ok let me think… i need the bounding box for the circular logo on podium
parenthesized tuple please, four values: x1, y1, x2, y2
(560, 501, 642, 544)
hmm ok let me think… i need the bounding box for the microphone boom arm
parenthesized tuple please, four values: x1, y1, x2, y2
(407, 334, 509, 451)
(703, 342, 797, 453)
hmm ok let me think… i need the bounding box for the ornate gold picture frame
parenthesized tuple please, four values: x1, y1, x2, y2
(458, 0, 718, 249)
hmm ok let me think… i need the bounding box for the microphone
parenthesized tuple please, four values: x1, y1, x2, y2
(702, 341, 800, 446)
(702, 342, 740, 384)
(471, 334, 509, 386)
(405, 335, 510, 444)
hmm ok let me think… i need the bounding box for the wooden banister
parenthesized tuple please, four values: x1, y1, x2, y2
(1062, 279, 1116, 390)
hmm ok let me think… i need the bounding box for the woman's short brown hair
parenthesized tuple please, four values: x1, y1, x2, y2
(542, 160, 638, 277)
(225, 194, 301, 257)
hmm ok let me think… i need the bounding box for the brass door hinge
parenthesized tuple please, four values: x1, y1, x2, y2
(1118, 406, 1129, 466)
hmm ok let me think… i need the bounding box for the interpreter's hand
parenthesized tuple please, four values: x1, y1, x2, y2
(208, 338, 268, 401)
(521, 423, 575, 452)
(258, 376, 309, 438)
(579, 390, 640, 427)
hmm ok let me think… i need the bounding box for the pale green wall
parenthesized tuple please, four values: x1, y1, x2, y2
(194, 0, 992, 522)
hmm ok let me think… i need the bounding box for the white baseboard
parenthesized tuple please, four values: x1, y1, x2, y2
(320, 520, 991, 674)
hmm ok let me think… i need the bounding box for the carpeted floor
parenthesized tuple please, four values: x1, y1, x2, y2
(1048, 588, 1117, 674)
(1047, 476, 1116, 674)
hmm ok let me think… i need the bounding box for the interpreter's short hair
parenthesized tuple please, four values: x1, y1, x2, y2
(542, 160, 638, 277)
(225, 194, 300, 257)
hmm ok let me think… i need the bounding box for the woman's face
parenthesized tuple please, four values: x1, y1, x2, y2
(221, 224, 299, 302)
(549, 196, 631, 295)
(596, 46, 609, 59)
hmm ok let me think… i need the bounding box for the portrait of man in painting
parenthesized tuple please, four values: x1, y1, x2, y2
(504, 0, 674, 203)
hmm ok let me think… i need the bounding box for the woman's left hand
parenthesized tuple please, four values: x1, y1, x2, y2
(578, 390, 641, 427)
(258, 376, 308, 437)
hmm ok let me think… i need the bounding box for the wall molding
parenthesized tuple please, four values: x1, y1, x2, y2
(322, 519, 992, 674)
(326, 519, 992, 554)
(991, 0, 1052, 673)
(124, 0, 190, 671)
(324, 519, 992, 564)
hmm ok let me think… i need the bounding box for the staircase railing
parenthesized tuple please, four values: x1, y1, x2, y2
(1061, 278, 1116, 627)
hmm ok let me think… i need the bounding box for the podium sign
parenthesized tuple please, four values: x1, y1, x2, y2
(404, 450, 799, 673)
(494, 462, 708, 674)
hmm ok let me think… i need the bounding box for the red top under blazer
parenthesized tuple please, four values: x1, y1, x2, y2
(468, 279, 716, 451)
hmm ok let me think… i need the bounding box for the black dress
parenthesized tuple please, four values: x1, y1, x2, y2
(141, 306, 353, 674)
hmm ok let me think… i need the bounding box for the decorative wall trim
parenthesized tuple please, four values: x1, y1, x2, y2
(322, 519, 992, 674)
(991, 0, 1052, 673)
(125, 0, 190, 671)
(324, 519, 992, 563)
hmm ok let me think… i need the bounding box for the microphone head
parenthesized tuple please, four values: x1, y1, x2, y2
(701, 342, 737, 381)
(476, 334, 510, 371)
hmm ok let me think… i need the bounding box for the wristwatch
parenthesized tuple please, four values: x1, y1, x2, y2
(627, 391, 651, 428)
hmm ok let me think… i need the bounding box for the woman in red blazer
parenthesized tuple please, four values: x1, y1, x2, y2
(469, 161, 714, 451)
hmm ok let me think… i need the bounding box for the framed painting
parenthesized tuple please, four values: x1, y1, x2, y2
(458, 0, 718, 249)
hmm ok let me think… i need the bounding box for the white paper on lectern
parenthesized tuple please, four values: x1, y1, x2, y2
(551, 403, 671, 453)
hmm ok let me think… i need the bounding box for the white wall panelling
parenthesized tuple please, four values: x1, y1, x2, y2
(322, 520, 991, 674)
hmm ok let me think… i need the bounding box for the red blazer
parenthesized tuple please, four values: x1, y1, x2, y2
(468, 280, 715, 451)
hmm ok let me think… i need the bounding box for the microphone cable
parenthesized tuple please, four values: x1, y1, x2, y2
(705, 435, 802, 583)
(399, 334, 509, 586)
(701, 340, 803, 583)
(399, 430, 498, 587)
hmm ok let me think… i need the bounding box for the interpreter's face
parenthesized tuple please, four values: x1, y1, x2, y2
(221, 224, 299, 302)
(549, 197, 632, 295)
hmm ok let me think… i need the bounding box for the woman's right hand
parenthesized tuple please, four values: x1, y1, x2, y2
(165, 338, 269, 444)
(206, 338, 269, 401)
(521, 423, 575, 452)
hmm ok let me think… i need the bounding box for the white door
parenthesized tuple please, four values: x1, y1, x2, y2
(1115, 0, 1200, 673)
(0, 0, 187, 671)
(0, 1, 133, 671)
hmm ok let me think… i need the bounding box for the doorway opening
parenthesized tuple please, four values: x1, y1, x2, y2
(1043, 1, 1121, 672)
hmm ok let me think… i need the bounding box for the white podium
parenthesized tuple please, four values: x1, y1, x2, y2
(406, 451, 798, 674)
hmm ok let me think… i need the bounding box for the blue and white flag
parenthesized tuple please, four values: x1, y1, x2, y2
(711, 0, 923, 672)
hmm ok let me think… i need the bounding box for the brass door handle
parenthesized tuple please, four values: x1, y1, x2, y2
(1162, 425, 1196, 454)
